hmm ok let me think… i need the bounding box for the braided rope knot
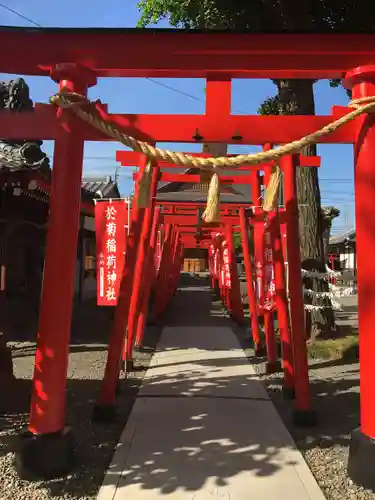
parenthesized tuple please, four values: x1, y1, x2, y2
(349, 96, 375, 112)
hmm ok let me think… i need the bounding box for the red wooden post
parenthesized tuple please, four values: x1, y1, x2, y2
(345, 66, 375, 488)
(251, 171, 267, 356)
(173, 236, 182, 291)
(208, 244, 216, 289)
(225, 224, 244, 325)
(123, 165, 160, 368)
(263, 156, 279, 372)
(239, 208, 262, 350)
(169, 231, 180, 298)
(135, 207, 161, 347)
(152, 223, 172, 320)
(282, 155, 314, 425)
(269, 213, 295, 395)
(159, 228, 174, 311)
(214, 238, 222, 298)
(221, 239, 231, 311)
(211, 236, 221, 299)
(17, 64, 97, 478)
(93, 157, 148, 419)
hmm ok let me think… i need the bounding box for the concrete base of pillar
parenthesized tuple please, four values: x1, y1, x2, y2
(134, 348, 153, 361)
(347, 427, 375, 491)
(92, 404, 117, 423)
(254, 344, 267, 357)
(15, 427, 74, 480)
(293, 409, 317, 427)
(134, 345, 153, 354)
(115, 379, 122, 395)
(266, 360, 282, 374)
(282, 385, 296, 399)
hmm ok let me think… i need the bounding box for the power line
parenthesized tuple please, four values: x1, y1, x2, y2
(0, 2, 358, 188)
(0, 3, 206, 105)
(0, 2, 42, 27)
(145, 78, 202, 102)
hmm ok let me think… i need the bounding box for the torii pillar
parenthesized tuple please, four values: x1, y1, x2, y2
(345, 65, 375, 491)
(16, 63, 97, 479)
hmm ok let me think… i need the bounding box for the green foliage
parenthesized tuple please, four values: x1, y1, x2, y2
(322, 206, 341, 231)
(137, 1, 362, 96)
(330, 79, 352, 98)
(137, 0, 373, 32)
(258, 95, 290, 116)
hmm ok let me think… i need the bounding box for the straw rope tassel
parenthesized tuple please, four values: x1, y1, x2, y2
(202, 172, 221, 223)
(137, 159, 153, 208)
(263, 163, 282, 212)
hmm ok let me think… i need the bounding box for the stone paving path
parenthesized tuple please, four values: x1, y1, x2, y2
(97, 282, 326, 500)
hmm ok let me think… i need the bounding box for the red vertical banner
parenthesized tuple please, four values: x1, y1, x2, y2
(95, 200, 129, 306)
(254, 220, 276, 311)
(263, 224, 276, 311)
(253, 220, 265, 308)
(222, 243, 231, 288)
(156, 228, 162, 271)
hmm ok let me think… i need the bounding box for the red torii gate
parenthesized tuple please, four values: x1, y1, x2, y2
(151, 182, 294, 379)
(119, 149, 312, 416)
(3, 27, 374, 489)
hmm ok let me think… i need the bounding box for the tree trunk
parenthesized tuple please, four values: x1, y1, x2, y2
(275, 79, 335, 339)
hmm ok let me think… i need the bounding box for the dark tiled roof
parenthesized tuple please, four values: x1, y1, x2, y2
(0, 79, 50, 173)
(82, 178, 121, 199)
(329, 228, 356, 245)
(156, 182, 251, 204)
(156, 166, 252, 204)
(156, 192, 250, 204)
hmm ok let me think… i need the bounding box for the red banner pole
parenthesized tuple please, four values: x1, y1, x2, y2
(239, 208, 262, 351)
(262, 155, 279, 373)
(94, 155, 148, 419)
(270, 212, 295, 394)
(282, 154, 314, 424)
(123, 165, 160, 368)
(152, 223, 172, 321)
(225, 224, 244, 325)
(221, 239, 231, 312)
(135, 207, 161, 347)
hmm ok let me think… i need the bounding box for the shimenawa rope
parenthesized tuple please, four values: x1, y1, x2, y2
(50, 92, 375, 221)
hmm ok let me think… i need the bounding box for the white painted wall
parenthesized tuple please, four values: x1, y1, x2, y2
(339, 251, 356, 270)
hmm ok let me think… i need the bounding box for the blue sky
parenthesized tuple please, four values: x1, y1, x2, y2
(0, 0, 355, 233)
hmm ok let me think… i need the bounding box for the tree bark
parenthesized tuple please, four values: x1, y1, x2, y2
(275, 79, 335, 339)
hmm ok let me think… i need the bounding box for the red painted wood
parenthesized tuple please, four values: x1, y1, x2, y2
(28, 67, 96, 434)
(1, 103, 351, 144)
(97, 156, 148, 407)
(282, 154, 311, 412)
(345, 67, 375, 439)
(3, 29, 375, 78)
(239, 208, 261, 348)
(91, 110, 353, 145)
(124, 165, 160, 363)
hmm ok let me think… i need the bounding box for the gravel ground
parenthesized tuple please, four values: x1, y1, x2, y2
(1, 277, 371, 500)
(235, 277, 374, 499)
(250, 351, 367, 500)
(0, 299, 162, 500)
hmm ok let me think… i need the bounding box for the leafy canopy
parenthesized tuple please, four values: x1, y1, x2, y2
(137, 0, 373, 32)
